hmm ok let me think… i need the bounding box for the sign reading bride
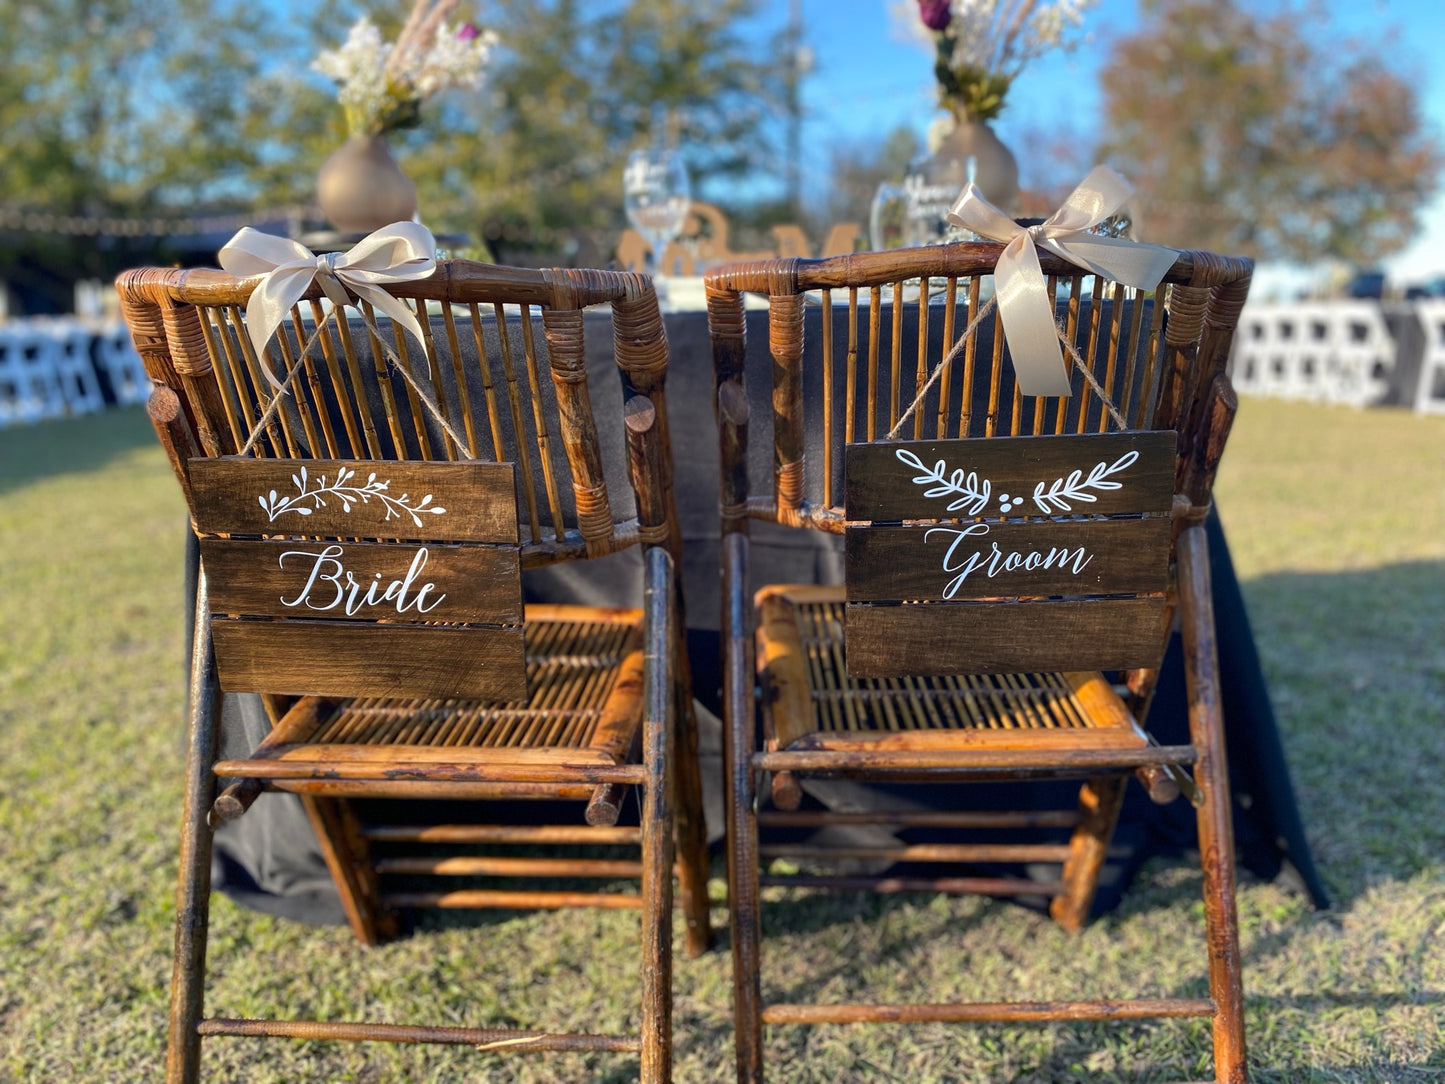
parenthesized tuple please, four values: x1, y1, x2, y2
(186, 457, 526, 700)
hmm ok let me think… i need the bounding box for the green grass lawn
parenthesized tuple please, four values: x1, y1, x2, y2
(1, 397, 1442, 1082)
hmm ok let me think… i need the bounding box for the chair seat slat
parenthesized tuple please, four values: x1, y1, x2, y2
(754, 745, 1197, 773)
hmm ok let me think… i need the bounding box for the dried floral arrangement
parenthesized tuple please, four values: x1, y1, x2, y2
(312, 0, 499, 137)
(914, 0, 1093, 122)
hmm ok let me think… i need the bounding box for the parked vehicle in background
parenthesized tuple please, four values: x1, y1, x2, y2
(1346, 270, 1386, 299)
(1404, 276, 1445, 300)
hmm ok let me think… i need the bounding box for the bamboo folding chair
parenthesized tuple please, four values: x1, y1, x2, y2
(705, 243, 1254, 1082)
(117, 259, 711, 1083)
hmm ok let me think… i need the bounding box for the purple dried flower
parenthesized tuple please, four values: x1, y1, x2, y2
(457, 22, 480, 41)
(918, 0, 952, 31)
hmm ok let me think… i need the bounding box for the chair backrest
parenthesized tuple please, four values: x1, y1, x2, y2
(118, 260, 679, 700)
(705, 243, 1252, 679)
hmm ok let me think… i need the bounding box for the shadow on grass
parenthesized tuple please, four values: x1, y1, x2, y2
(1237, 559, 1445, 905)
(0, 405, 157, 495)
(739, 560, 1445, 1078)
(1009, 1023, 1445, 1084)
(753, 888, 1445, 1083)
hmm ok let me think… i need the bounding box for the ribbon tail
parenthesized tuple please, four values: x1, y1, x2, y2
(244, 265, 320, 387)
(994, 236, 1074, 398)
(316, 270, 352, 310)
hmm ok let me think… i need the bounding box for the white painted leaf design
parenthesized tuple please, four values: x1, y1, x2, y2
(897, 447, 990, 516)
(256, 468, 452, 524)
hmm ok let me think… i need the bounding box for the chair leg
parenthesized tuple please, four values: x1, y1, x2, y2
(167, 573, 222, 1084)
(640, 547, 675, 1084)
(727, 723, 764, 1084)
(666, 559, 713, 957)
(723, 533, 765, 1084)
(1178, 525, 1249, 1083)
(1049, 775, 1126, 932)
(300, 796, 397, 945)
(674, 695, 715, 957)
(641, 741, 676, 1083)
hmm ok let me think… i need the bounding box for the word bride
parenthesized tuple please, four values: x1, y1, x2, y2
(277, 544, 445, 616)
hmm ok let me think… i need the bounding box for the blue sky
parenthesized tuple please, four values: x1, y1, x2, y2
(757, 0, 1445, 282)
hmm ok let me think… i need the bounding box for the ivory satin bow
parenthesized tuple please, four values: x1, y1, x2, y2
(946, 165, 1179, 397)
(218, 222, 438, 386)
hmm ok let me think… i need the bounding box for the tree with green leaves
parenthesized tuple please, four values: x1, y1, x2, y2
(401, 0, 786, 263)
(0, 1, 347, 309)
(0, 0, 786, 307)
(1097, 0, 1441, 266)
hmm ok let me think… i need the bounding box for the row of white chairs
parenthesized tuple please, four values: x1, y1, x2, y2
(0, 319, 149, 427)
(1411, 301, 1445, 415)
(6, 303, 1444, 426)
(1231, 300, 1445, 414)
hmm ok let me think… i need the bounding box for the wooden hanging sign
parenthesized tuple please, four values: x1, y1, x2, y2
(845, 517, 1172, 603)
(200, 539, 521, 625)
(842, 432, 1176, 678)
(189, 457, 527, 700)
(189, 457, 519, 542)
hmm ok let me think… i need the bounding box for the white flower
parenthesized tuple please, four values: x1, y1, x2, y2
(944, 0, 1094, 76)
(407, 22, 497, 99)
(312, 17, 388, 92)
(947, 0, 999, 70)
(312, 6, 498, 136)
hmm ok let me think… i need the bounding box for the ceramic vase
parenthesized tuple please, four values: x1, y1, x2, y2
(316, 134, 418, 234)
(925, 115, 1019, 213)
(869, 114, 1021, 249)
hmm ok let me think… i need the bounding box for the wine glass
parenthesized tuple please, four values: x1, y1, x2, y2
(623, 148, 691, 294)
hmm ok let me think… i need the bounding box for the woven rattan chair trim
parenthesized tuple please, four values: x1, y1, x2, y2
(762, 591, 1138, 751)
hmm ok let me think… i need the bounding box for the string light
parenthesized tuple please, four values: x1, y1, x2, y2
(0, 204, 315, 238)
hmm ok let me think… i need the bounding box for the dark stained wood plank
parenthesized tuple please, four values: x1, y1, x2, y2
(201, 539, 521, 624)
(845, 517, 1171, 602)
(211, 619, 527, 699)
(845, 432, 1176, 522)
(844, 597, 1168, 677)
(189, 457, 519, 542)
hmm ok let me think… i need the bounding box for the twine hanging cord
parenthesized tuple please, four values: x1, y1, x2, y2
(887, 165, 1182, 438)
(235, 300, 473, 458)
(218, 223, 473, 458)
(885, 291, 1127, 441)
